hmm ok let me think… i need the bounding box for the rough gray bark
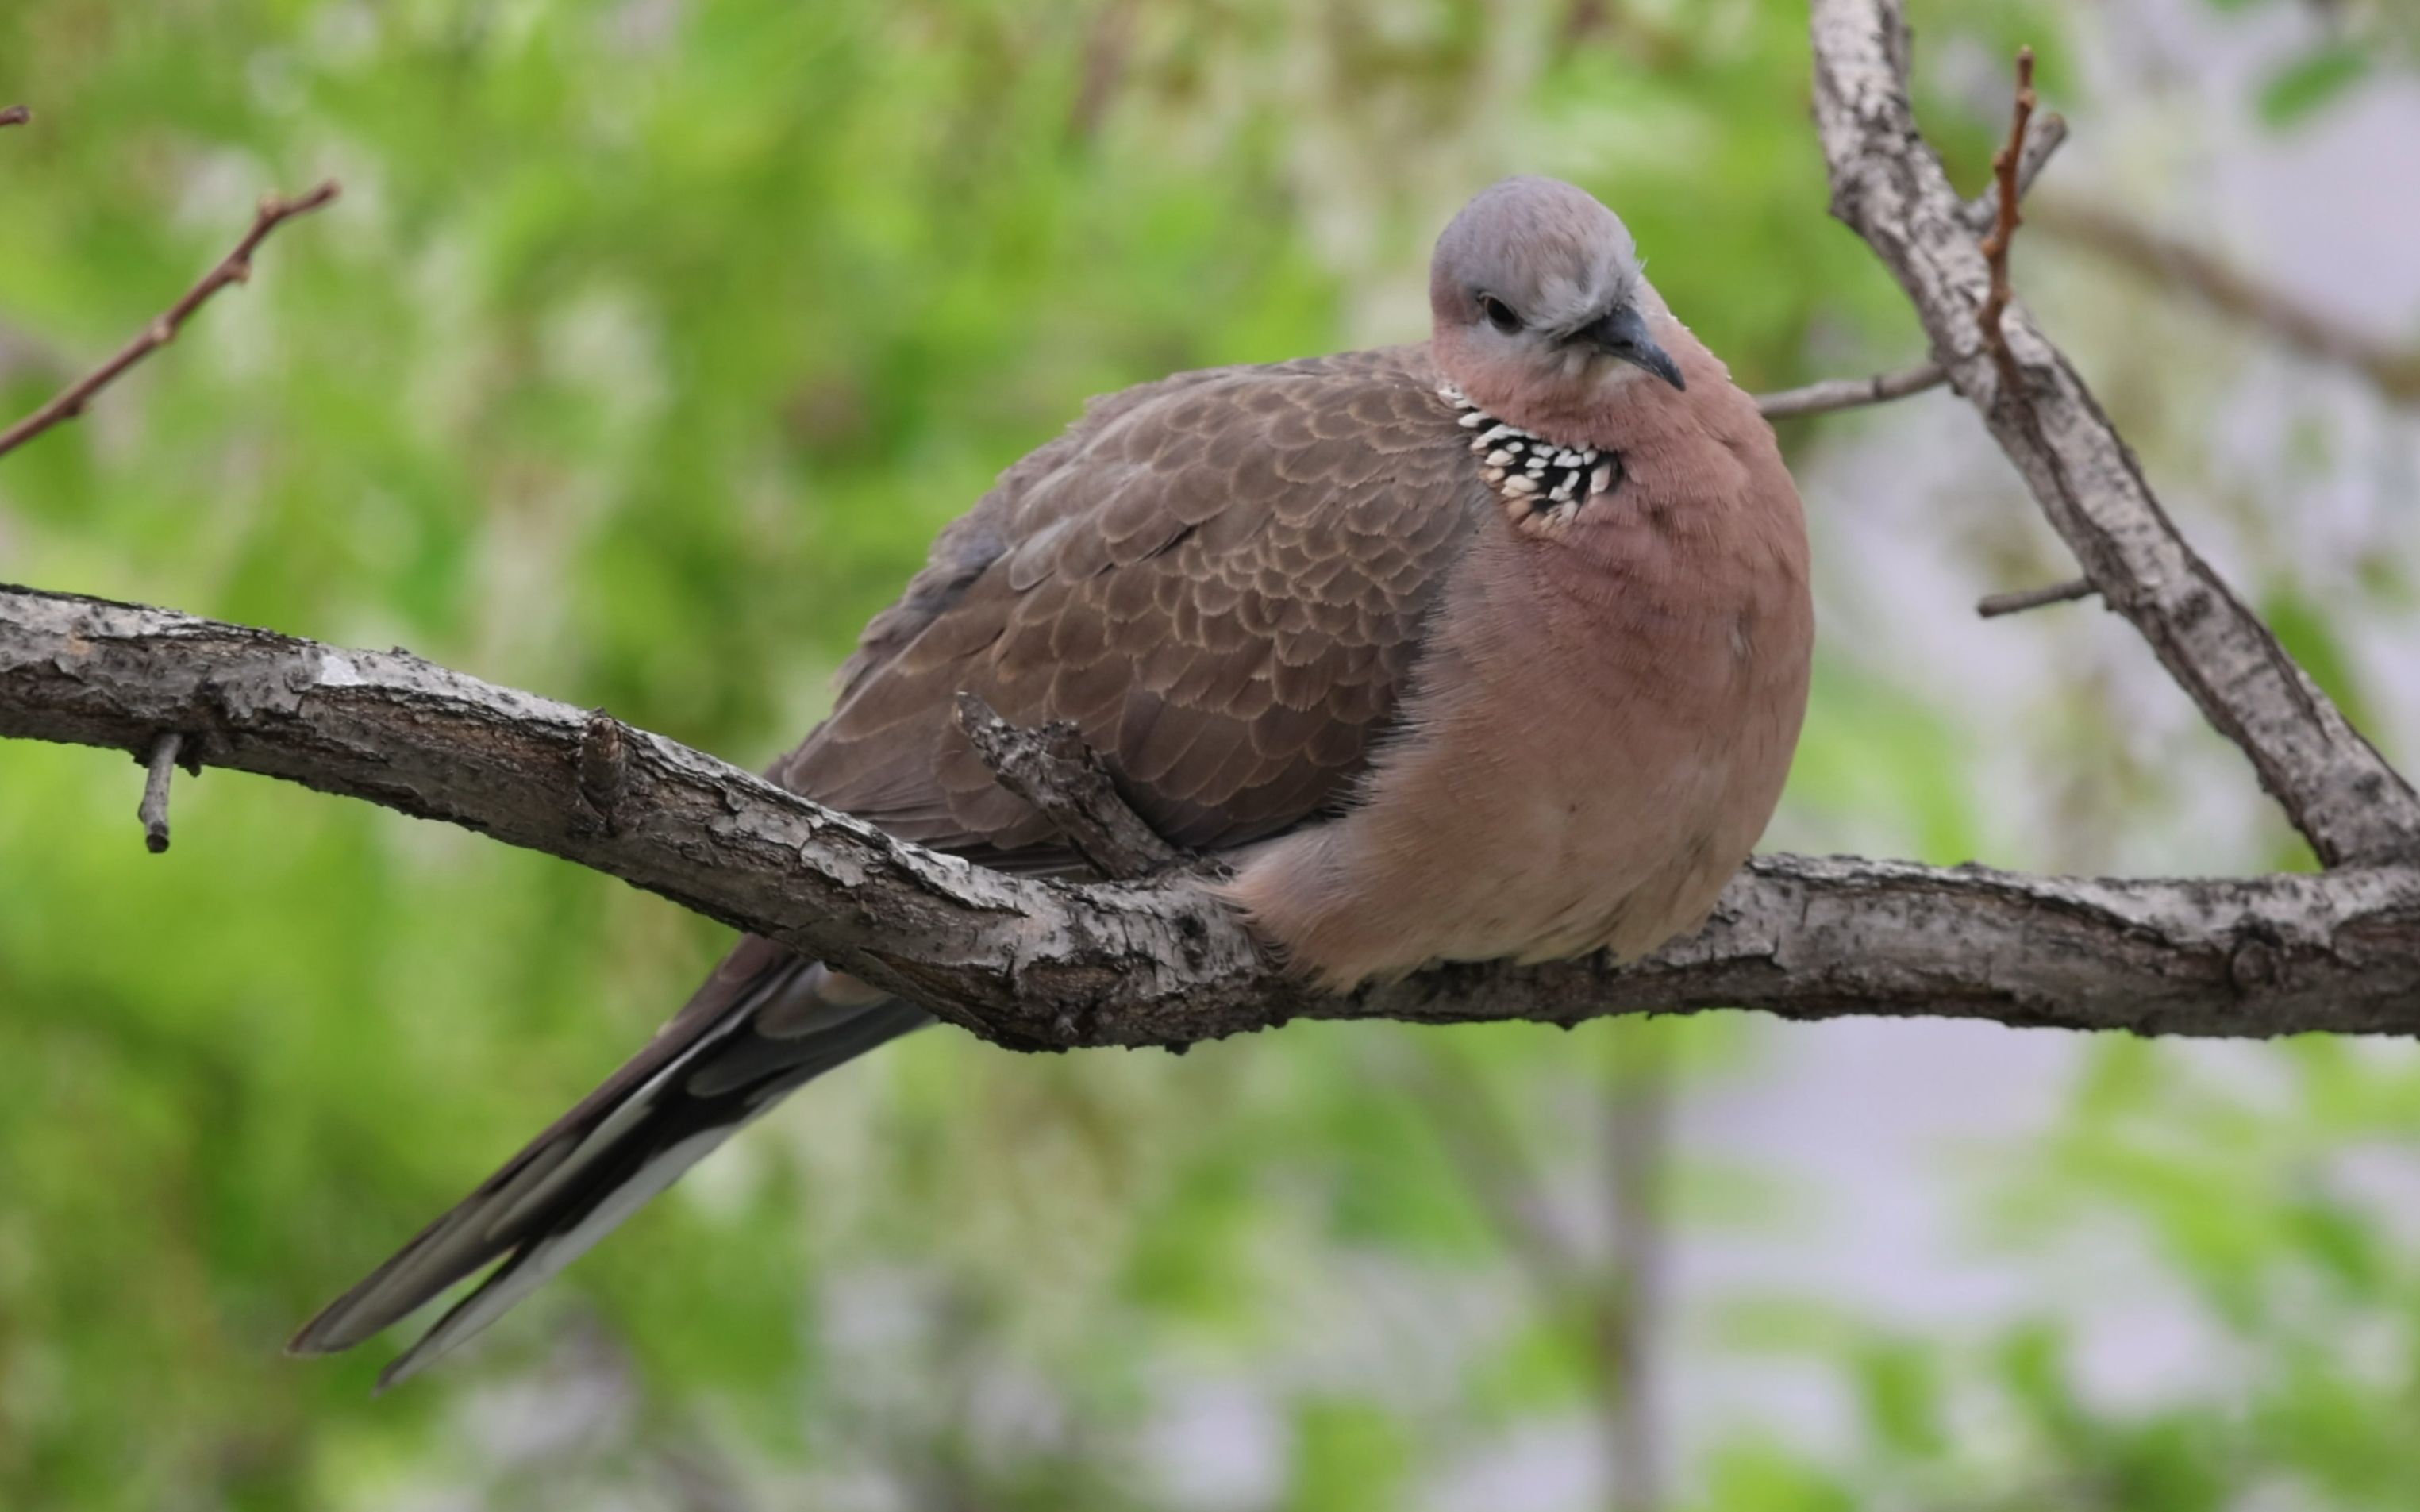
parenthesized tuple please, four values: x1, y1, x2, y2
(10, 584, 2420, 1048)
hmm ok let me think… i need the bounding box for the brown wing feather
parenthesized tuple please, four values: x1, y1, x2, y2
(776, 346, 1486, 864)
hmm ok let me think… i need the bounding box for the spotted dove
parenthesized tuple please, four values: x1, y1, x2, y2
(291, 176, 1813, 1386)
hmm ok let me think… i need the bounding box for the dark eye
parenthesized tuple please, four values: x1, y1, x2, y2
(1477, 293, 1523, 334)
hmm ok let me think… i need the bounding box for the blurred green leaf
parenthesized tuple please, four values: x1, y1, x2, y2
(1853, 1338, 1949, 1460)
(2258, 44, 2373, 127)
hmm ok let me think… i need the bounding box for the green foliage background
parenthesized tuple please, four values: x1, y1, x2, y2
(2, 1, 2414, 1508)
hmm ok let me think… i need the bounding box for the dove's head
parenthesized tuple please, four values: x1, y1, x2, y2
(1429, 177, 1686, 443)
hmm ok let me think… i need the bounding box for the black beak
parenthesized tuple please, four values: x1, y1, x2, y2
(1576, 303, 1685, 391)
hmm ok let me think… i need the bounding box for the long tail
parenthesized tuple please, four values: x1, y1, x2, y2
(289, 937, 928, 1389)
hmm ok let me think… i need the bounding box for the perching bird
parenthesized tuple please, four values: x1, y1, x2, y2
(291, 176, 1812, 1387)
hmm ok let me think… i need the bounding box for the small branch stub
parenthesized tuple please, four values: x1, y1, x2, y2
(0, 106, 29, 129)
(1978, 577, 2095, 619)
(138, 732, 184, 854)
(575, 710, 631, 837)
(951, 691, 1189, 880)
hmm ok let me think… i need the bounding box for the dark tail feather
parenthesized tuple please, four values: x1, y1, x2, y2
(289, 938, 928, 1388)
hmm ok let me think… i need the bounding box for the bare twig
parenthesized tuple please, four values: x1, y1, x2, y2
(0, 180, 340, 462)
(1810, 0, 2420, 868)
(1959, 110, 2066, 236)
(1754, 98, 2061, 424)
(2033, 196, 2420, 403)
(137, 732, 183, 853)
(952, 691, 1190, 879)
(12, 585, 2420, 1046)
(1976, 46, 2038, 364)
(0, 106, 29, 129)
(1977, 576, 2096, 618)
(1756, 358, 1947, 419)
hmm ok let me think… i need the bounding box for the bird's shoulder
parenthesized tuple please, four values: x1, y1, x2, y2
(778, 343, 1491, 867)
(831, 344, 1458, 695)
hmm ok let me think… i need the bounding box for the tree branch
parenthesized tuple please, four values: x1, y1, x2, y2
(1976, 576, 2095, 618)
(1808, 0, 2420, 869)
(5, 6, 2417, 1058)
(1756, 359, 1947, 420)
(1976, 46, 2038, 367)
(137, 730, 183, 854)
(0, 106, 29, 129)
(1752, 88, 2064, 423)
(0, 180, 340, 461)
(10, 583, 2420, 1048)
(2031, 195, 2420, 403)
(1960, 110, 2066, 236)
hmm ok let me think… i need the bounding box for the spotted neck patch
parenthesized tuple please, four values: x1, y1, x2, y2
(1440, 383, 1624, 534)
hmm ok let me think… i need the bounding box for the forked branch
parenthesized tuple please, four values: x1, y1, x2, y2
(1810, 0, 2420, 868)
(1753, 92, 2065, 423)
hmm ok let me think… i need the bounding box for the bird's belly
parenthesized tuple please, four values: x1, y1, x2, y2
(1421, 733, 1746, 964)
(1221, 634, 1791, 986)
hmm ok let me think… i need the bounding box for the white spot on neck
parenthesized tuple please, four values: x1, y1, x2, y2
(1438, 383, 1618, 533)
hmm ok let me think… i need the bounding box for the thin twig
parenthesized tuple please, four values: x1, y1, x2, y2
(951, 691, 1190, 879)
(1756, 359, 1947, 419)
(0, 106, 29, 129)
(2033, 196, 2420, 403)
(1959, 110, 2066, 236)
(138, 732, 183, 854)
(1755, 100, 2060, 425)
(1977, 577, 2096, 618)
(0, 180, 340, 461)
(1977, 46, 2038, 364)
